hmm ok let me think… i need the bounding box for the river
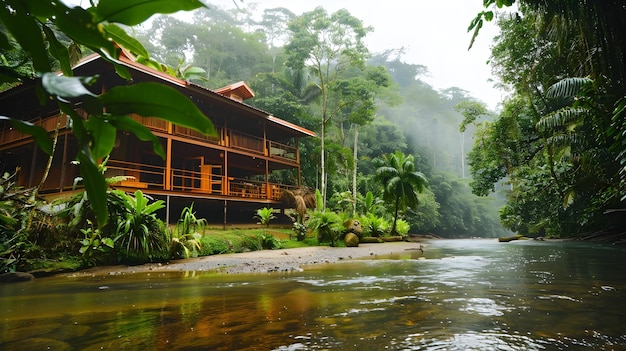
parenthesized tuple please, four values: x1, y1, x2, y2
(1, 239, 625, 350)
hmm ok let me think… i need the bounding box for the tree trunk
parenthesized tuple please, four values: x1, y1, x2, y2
(392, 196, 400, 234)
(352, 126, 358, 216)
(35, 114, 63, 196)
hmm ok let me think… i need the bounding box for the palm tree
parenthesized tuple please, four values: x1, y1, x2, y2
(374, 151, 428, 234)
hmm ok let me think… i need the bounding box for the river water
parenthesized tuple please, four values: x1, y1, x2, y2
(1, 239, 626, 350)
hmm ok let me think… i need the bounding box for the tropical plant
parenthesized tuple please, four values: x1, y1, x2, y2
(306, 209, 344, 246)
(329, 191, 355, 214)
(78, 220, 116, 266)
(0, 0, 215, 229)
(0, 171, 34, 272)
(357, 191, 384, 217)
(260, 233, 281, 250)
(0, 170, 68, 272)
(395, 219, 411, 236)
(254, 207, 276, 235)
(374, 151, 428, 234)
(108, 190, 168, 263)
(364, 214, 390, 238)
(169, 204, 205, 259)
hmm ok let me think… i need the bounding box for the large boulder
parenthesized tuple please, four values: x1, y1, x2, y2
(344, 219, 363, 238)
(344, 232, 359, 247)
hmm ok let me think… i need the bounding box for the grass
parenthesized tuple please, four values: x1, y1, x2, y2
(195, 227, 318, 256)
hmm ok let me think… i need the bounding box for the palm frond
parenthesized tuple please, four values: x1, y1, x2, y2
(546, 77, 592, 99)
(536, 107, 589, 132)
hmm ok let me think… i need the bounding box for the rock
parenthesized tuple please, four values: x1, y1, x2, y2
(344, 219, 364, 238)
(344, 232, 359, 247)
(0, 272, 35, 283)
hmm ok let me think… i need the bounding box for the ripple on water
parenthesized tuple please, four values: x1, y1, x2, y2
(400, 330, 549, 351)
(296, 275, 396, 287)
(441, 297, 514, 317)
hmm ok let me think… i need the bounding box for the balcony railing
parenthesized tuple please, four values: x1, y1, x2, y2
(105, 159, 296, 201)
(138, 115, 299, 162)
(0, 114, 69, 145)
(1, 114, 300, 166)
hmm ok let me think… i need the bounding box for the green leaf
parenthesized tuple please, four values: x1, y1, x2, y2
(0, 3, 50, 72)
(0, 116, 53, 155)
(41, 73, 97, 98)
(86, 116, 117, 159)
(182, 66, 207, 81)
(55, 6, 118, 56)
(77, 147, 108, 228)
(102, 237, 115, 248)
(108, 115, 166, 158)
(103, 23, 149, 57)
(468, 16, 483, 50)
(0, 213, 18, 227)
(94, 0, 206, 26)
(100, 82, 216, 136)
(0, 30, 12, 51)
(42, 24, 72, 77)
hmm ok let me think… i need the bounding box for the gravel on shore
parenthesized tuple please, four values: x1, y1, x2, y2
(76, 241, 426, 276)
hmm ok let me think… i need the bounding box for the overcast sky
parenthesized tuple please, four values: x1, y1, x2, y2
(232, 0, 505, 110)
(69, 0, 504, 110)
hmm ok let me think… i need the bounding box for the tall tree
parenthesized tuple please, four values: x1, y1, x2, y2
(466, 1, 625, 236)
(374, 151, 428, 234)
(284, 7, 372, 209)
(455, 100, 489, 178)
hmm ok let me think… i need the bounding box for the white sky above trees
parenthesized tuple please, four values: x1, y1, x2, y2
(68, 0, 504, 110)
(237, 0, 504, 110)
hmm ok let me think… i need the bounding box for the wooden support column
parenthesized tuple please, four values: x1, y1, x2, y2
(223, 199, 227, 230)
(296, 137, 302, 187)
(265, 158, 270, 200)
(59, 133, 69, 192)
(223, 151, 229, 195)
(165, 138, 172, 190)
(166, 194, 170, 225)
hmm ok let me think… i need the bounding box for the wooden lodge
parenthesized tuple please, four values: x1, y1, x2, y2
(0, 52, 316, 225)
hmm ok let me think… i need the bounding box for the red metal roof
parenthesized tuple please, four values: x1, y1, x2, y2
(73, 51, 316, 138)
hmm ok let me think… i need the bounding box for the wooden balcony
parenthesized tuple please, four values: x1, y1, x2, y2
(133, 115, 299, 163)
(0, 114, 68, 145)
(105, 159, 294, 201)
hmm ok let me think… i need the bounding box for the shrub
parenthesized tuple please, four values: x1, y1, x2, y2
(108, 190, 168, 263)
(169, 204, 205, 259)
(261, 233, 281, 250)
(199, 235, 231, 256)
(292, 222, 307, 241)
(395, 219, 411, 236)
(365, 214, 390, 237)
(306, 209, 344, 246)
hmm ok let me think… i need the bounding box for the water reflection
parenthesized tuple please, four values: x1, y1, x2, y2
(1, 239, 626, 350)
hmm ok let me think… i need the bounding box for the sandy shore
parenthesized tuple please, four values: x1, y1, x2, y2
(78, 241, 426, 276)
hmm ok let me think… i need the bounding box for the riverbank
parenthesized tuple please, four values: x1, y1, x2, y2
(73, 241, 426, 276)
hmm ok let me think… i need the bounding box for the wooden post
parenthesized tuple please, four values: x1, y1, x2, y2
(223, 199, 227, 230)
(165, 137, 172, 190)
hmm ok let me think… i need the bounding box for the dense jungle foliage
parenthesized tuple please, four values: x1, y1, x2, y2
(131, 2, 507, 238)
(2, 0, 624, 272)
